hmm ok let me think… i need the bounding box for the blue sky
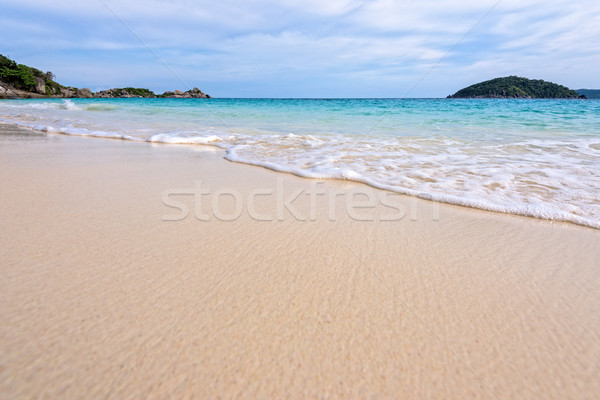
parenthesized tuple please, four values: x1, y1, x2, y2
(2, 0, 599, 97)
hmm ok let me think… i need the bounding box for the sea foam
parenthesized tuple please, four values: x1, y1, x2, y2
(1, 97, 599, 229)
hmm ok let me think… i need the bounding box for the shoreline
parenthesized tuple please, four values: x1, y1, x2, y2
(1, 125, 599, 398)
(2, 120, 599, 231)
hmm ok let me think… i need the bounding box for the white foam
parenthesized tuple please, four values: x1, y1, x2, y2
(147, 133, 223, 144)
(224, 133, 600, 229)
(2, 99, 599, 230)
(61, 99, 80, 110)
(2, 99, 82, 111)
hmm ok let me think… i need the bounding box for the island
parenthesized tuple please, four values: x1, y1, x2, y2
(447, 76, 584, 99)
(575, 89, 600, 99)
(0, 54, 210, 99)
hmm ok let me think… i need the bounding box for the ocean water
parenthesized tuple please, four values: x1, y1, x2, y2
(1, 97, 599, 228)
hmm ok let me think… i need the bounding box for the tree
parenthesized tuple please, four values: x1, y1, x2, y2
(0, 64, 36, 90)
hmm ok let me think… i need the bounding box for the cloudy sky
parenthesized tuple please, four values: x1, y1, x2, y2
(2, 0, 599, 97)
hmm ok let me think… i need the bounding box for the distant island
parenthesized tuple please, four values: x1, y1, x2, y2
(575, 89, 600, 99)
(448, 76, 584, 99)
(0, 54, 210, 99)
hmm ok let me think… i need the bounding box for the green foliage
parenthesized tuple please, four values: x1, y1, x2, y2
(448, 76, 579, 99)
(124, 87, 155, 97)
(0, 54, 17, 69)
(0, 54, 58, 92)
(45, 80, 64, 95)
(108, 87, 156, 97)
(0, 64, 36, 90)
(29, 66, 44, 79)
(0, 53, 208, 98)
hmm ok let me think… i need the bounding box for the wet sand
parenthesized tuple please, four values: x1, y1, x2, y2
(1, 124, 599, 399)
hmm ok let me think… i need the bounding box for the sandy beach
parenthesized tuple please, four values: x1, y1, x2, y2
(1, 124, 599, 399)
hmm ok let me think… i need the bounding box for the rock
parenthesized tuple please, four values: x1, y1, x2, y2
(76, 88, 93, 98)
(184, 87, 210, 98)
(60, 87, 76, 98)
(93, 88, 153, 98)
(0, 82, 46, 99)
(34, 77, 46, 94)
(0, 83, 19, 99)
(93, 90, 112, 98)
(160, 88, 210, 98)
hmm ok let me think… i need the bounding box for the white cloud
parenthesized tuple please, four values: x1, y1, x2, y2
(1, 0, 599, 96)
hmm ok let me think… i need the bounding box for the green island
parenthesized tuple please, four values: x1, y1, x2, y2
(0, 54, 209, 99)
(447, 76, 585, 99)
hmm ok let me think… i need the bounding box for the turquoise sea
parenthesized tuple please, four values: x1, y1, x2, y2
(1, 98, 599, 228)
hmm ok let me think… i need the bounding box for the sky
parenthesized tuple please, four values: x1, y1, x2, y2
(1, 0, 599, 98)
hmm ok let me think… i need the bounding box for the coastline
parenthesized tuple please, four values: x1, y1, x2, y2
(1, 124, 599, 398)
(2, 98, 599, 231)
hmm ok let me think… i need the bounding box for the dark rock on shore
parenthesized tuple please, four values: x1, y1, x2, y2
(1, 81, 49, 99)
(93, 87, 156, 98)
(34, 77, 46, 94)
(76, 88, 93, 98)
(0, 82, 19, 98)
(576, 89, 600, 99)
(161, 87, 210, 98)
(90, 87, 211, 98)
(60, 87, 76, 98)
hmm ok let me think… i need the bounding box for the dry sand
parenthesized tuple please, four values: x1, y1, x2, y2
(1, 124, 599, 399)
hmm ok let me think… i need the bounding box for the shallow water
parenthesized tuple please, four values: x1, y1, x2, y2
(1, 97, 599, 228)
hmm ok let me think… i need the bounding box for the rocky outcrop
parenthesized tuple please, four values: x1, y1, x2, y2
(93, 87, 156, 98)
(576, 89, 600, 99)
(91, 87, 211, 98)
(1, 54, 212, 100)
(1, 80, 211, 100)
(161, 87, 210, 98)
(0, 80, 84, 99)
(0, 82, 18, 99)
(76, 88, 93, 98)
(0, 82, 48, 99)
(93, 90, 112, 98)
(189, 87, 210, 98)
(60, 87, 76, 98)
(34, 77, 46, 94)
